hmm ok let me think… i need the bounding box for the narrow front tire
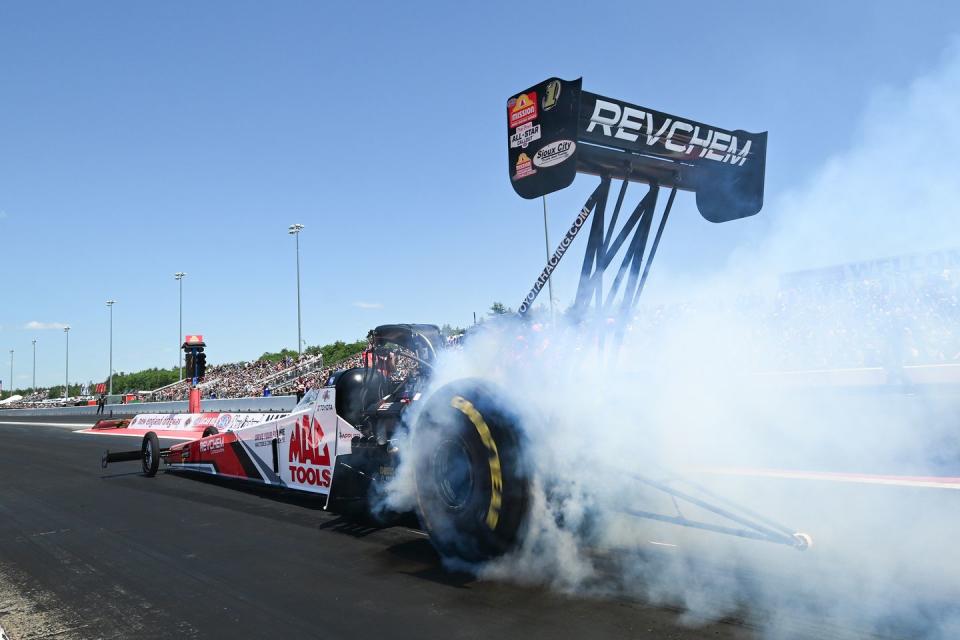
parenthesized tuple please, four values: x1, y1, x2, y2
(141, 432, 160, 477)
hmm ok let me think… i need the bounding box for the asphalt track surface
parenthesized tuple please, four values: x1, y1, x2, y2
(0, 414, 759, 640)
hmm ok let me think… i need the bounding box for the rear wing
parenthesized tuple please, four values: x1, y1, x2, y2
(507, 77, 767, 223)
(508, 77, 768, 321)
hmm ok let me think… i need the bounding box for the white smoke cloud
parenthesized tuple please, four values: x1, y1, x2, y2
(733, 42, 960, 276)
(23, 321, 68, 330)
(383, 43, 960, 639)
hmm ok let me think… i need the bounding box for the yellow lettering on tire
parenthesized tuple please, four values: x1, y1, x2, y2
(451, 396, 503, 530)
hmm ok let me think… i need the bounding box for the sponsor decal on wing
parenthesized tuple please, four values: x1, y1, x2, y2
(533, 139, 575, 168)
(512, 152, 536, 181)
(510, 122, 541, 149)
(508, 91, 538, 129)
(584, 97, 753, 166)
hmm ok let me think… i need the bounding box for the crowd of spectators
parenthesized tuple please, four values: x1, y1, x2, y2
(147, 352, 325, 401)
(5, 253, 959, 410)
(272, 352, 365, 398)
(631, 262, 960, 371)
(763, 271, 960, 369)
(0, 389, 126, 409)
(0, 352, 335, 409)
(0, 390, 59, 409)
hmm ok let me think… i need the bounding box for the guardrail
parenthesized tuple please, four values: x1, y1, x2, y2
(257, 353, 325, 387)
(754, 363, 960, 388)
(0, 395, 297, 417)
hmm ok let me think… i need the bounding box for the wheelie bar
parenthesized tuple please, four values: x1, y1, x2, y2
(101, 448, 169, 469)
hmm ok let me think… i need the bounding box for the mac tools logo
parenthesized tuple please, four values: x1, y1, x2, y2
(288, 414, 331, 488)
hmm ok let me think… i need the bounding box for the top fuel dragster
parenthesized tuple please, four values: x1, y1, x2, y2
(97, 77, 810, 565)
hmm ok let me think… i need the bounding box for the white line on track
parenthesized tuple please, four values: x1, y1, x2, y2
(0, 421, 93, 428)
(691, 467, 960, 490)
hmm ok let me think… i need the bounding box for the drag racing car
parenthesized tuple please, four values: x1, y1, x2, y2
(101, 323, 534, 561)
(99, 77, 811, 565)
(101, 321, 809, 564)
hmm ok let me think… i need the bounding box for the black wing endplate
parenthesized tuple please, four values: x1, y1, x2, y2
(507, 77, 767, 222)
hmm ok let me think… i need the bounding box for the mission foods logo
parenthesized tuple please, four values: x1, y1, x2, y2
(508, 91, 538, 129)
(512, 152, 536, 181)
(533, 139, 575, 168)
(288, 414, 332, 488)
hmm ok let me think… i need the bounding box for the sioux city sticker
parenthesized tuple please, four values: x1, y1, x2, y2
(507, 91, 538, 129)
(533, 139, 576, 168)
(512, 152, 536, 181)
(509, 122, 541, 149)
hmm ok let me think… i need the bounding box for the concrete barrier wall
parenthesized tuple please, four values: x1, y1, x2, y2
(0, 395, 297, 418)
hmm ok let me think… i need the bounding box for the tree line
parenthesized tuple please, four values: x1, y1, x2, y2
(1, 338, 368, 400)
(1, 319, 499, 401)
(258, 339, 368, 366)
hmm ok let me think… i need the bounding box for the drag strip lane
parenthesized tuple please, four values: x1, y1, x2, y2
(0, 419, 754, 640)
(0, 420, 98, 428)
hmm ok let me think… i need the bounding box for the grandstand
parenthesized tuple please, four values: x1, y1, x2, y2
(0, 349, 364, 409)
(147, 352, 327, 401)
(632, 248, 960, 374)
(4, 248, 959, 410)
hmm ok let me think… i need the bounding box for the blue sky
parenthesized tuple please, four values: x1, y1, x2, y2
(1, 1, 958, 388)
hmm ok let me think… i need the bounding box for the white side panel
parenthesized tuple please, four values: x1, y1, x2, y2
(336, 417, 361, 456)
(233, 420, 282, 483)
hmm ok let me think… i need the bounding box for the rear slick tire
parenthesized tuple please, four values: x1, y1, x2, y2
(413, 379, 530, 565)
(141, 432, 160, 477)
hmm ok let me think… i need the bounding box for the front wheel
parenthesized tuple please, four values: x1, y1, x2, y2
(141, 432, 160, 477)
(412, 379, 530, 565)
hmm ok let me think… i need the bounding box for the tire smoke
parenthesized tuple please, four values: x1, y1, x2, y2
(383, 43, 960, 639)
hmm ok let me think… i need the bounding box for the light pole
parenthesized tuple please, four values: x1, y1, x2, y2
(541, 195, 556, 319)
(32, 339, 36, 390)
(106, 300, 115, 395)
(288, 224, 305, 357)
(174, 272, 186, 379)
(64, 326, 70, 399)
(8, 349, 12, 396)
